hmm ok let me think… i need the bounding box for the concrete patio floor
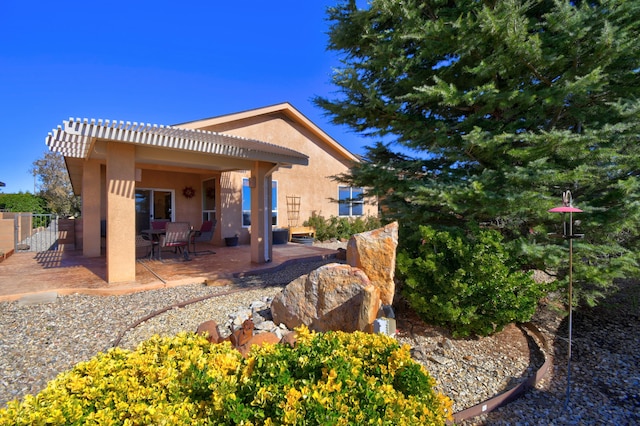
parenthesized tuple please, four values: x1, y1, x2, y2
(0, 242, 340, 302)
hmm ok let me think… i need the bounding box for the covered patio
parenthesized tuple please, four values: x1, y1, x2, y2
(0, 241, 339, 302)
(46, 118, 309, 284)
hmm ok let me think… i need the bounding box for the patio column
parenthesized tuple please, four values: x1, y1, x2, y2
(106, 142, 136, 283)
(82, 159, 101, 257)
(250, 162, 274, 264)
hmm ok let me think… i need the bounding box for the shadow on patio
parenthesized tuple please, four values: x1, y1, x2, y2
(0, 242, 340, 302)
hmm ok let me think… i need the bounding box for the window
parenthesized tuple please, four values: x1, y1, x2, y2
(201, 178, 216, 223)
(338, 186, 364, 216)
(242, 178, 278, 227)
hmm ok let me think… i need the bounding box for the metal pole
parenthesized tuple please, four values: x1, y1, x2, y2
(548, 190, 582, 411)
(565, 209, 573, 409)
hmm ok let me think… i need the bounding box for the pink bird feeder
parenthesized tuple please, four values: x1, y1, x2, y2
(548, 206, 583, 213)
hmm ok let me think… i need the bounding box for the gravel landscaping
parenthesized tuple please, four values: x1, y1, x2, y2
(0, 255, 638, 424)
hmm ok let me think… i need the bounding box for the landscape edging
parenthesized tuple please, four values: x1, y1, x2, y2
(451, 322, 552, 423)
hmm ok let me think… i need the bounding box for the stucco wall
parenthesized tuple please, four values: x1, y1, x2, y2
(0, 213, 32, 246)
(0, 218, 13, 256)
(0, 213, 33, 256)
(200, 112, 378, 228)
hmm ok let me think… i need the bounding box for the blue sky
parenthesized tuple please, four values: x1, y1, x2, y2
(0, 0, 371, 193)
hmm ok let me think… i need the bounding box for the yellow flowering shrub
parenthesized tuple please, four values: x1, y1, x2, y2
(0, 328, 453, 425)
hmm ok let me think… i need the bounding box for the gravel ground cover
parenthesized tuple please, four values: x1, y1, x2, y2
(0, 251, 638, 424)
(470, 279, 640, 425)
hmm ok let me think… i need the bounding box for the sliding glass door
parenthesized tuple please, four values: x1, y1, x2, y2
(135, 189, 174, 234)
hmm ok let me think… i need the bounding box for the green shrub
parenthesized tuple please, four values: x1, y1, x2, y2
(398, 225, 547, 338)
(0, 192, 46, 214)
(304, 213, 382, 241)
(0, 327, 453, 425)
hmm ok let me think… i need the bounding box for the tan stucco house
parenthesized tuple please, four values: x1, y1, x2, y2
(46, 103, 376, 283)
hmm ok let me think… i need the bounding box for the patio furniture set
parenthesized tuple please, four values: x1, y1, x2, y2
(139, 220, 216, 261)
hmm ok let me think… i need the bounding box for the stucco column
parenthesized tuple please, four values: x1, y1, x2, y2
(82, 159, 101, 257)
(106, 143, 136, 283)
(250, 162, 274, 264)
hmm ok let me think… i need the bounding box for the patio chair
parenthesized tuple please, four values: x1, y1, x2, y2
(159, 222, 191, 260)
(190, 219, 217, 255)
(151, 220, 169, 230)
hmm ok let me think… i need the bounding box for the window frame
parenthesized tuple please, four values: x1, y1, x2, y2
(242, 178, 278, 227)
(338, 186, 364, 217)
(201, 178, 216, 223)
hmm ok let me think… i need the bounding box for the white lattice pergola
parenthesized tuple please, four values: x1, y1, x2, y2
(47, 117, 308, 165)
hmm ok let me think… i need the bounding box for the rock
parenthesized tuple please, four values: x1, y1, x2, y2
(199, 316, 286, 357)
(272, 328, 286, 339)
(254, 319, 277, 332)
(250, 300, 268, 311)
(411, 347, 428, 362)
(380, 304, 395, 319)
(280, 331, 297, 348)
(271, 263, 381, 333)
(253, 308, 272, 322)
(346, 222, 399, 305)
(229, 319, 254, 348)
(238, 332, 280, 358)
(229, 309, 252, 326)
(359, 283, 381, 332)
(17, 292, 58, 306)
(196, 320, 222, 343)
(442, 338, 455, 352)
(429, 355, 455, 366)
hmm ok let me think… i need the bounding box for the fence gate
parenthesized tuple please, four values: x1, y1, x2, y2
(14, 214, 60, 253)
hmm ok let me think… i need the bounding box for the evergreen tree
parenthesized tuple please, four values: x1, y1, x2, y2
(316, 0, 640, 305)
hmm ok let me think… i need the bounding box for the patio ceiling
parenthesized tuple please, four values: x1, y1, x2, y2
(46, 118, 309, 190)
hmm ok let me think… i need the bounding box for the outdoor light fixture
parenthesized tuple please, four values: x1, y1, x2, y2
(548, 190, 583, 408)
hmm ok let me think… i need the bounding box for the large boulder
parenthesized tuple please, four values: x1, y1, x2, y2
(271, 263, 381, 333)
(346, 222, 399, 305)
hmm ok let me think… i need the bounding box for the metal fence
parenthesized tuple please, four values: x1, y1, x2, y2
(15, 214, 60, 252)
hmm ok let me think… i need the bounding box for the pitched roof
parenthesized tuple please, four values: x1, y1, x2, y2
(175, 102, 359, 163)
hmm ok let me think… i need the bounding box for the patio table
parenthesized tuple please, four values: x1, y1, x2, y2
(142, 226, 194, 260)
(141, 229, 164, 259)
